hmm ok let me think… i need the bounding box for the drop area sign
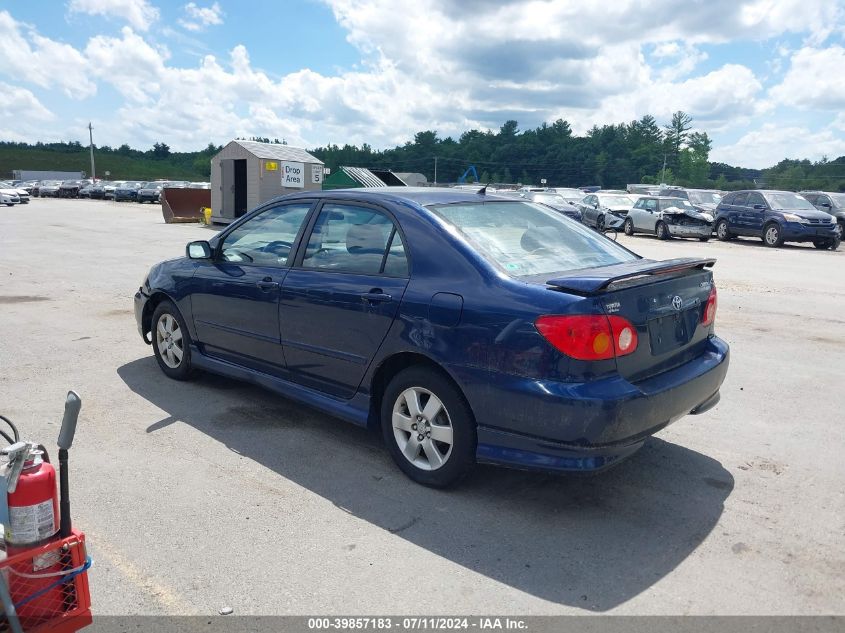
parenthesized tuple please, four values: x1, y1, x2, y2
(282, 161, 305, 188)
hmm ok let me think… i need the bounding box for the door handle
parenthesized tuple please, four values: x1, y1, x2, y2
(362, 291, 392, 304)
(256, 278, 279, 291)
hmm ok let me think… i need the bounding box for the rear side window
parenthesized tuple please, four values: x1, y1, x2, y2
(429, 201, 637, 277)
(732, 193, 748, 206)
(301, 204, 408, 276)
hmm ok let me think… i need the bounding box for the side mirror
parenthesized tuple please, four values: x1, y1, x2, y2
(820, 202, 831, 208)
(186, 240, 212, 259)
(753, 204, 765, 210)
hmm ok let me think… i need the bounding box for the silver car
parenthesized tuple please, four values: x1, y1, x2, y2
(623, 196, 714, 241)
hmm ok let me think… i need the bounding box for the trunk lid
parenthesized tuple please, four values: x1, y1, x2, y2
(546, 258, 716, 382)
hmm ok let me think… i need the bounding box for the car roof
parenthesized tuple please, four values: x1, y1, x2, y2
(276, 187, 524, 207)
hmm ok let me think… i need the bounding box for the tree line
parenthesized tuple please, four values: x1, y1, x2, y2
(3, 114, 845, 191)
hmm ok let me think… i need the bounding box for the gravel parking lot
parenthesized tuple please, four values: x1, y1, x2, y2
(1, 197, 843, 616)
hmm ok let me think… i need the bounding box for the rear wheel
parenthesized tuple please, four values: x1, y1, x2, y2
(763, 223, 784, 247)
(381, 366, 476, 488)
(656, 221, 670, 240)
(151, 300, 193, 380)
(623, 218, 634, 236)
(716, 219, 731, 241)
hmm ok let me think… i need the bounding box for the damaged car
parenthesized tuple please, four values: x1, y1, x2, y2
(624, 196, 714, 241)
(577, 192, 637, 230)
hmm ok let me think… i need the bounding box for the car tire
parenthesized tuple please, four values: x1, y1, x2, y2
(656, 221, 670, 240)
(151, 299, 193, 380)
(763, 223, 784, 248)
(596, 215, 605, 231)
(623, 218, 634, 236)
(816, 236, 841, 251)
(716, 219, 732, 241)
(381, 366, 476, 488)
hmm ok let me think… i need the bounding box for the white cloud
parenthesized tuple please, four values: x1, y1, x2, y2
(0, 82, 56, 142)
(711, 123, 845, 168)
(0, 11, 96, 99)
(68, 0, 159, 31)
(179, 2, 224, 31)
(769, 46, 845, 110)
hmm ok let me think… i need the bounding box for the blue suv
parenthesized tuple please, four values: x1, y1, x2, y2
(715, 190, 840, 250)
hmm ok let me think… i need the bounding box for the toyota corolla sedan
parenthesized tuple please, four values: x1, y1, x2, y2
(135, 188, 729, 487)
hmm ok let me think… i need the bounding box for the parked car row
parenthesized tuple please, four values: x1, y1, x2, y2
(22, 179, 211, 201)
(498, 184, 841, 251)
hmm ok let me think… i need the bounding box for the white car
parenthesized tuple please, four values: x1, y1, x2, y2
(0, 189, 20, 206)
(624, 195, 714, 241)
(0, 181, 30, 204)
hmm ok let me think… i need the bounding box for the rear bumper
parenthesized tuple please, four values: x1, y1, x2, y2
(453, 336, 729, 472)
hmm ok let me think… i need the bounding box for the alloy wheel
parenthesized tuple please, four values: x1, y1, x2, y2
(156, 313, 184, 369)
(392, 387, 454, 471)
(765, 226, 779, 245)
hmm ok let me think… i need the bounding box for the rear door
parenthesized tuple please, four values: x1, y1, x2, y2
(742, 192, 768, 235)
(189, 201, 313, 376)
(280, 201, 410, 398)
(726, 192, 747, 233)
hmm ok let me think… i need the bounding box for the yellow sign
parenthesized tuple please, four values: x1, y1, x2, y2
(265, 161, 278, 171)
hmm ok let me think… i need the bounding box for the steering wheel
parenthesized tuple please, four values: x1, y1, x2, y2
(262, 240, 293, 256)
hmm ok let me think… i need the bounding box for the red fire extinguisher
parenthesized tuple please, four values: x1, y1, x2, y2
(2, 444, 64, 617)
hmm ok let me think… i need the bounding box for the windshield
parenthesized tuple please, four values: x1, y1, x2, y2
(428, 201, 637, 277)
(662, 199, 695, 211)
(532, 193, 568, 206)
(597, 195, 634, 207)
(688, 191, 722, 205)
(764, 192, 817, 211)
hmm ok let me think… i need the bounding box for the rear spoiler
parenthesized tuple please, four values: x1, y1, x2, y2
(546, 257, 716, 295)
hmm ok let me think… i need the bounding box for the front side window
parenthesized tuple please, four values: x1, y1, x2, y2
(642, 199, 658, 211)
(301, 204, 407, 276)
(429, 201, 637, 277)
(221, 203, 312, 266)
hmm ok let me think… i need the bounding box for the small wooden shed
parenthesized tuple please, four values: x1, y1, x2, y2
(210, 140, 324, 224)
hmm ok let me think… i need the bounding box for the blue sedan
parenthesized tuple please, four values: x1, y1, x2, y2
(135, 188, 729, 487)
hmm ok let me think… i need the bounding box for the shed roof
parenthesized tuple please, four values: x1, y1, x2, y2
(232, 140, 323, 165)
(341, 166, 388, 187)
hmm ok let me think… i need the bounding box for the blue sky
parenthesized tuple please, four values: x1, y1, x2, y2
(1, 0, 845, 168)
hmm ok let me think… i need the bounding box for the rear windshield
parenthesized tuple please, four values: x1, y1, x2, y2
(428, 201, 637, 277)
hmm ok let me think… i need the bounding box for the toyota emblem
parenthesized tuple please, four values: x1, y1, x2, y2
(672, 295, 683, 311)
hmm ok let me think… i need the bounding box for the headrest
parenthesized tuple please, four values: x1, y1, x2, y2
(521, 226, 561, 252)
(347, 224, 387, 254)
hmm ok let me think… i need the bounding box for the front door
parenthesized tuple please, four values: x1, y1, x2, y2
(280, 202, 410, 398)
(190, 201, 313, 376)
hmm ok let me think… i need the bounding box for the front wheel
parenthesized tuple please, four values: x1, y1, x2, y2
(151, 300, 193, 380)
(656, 221, 670, 240)
(381, 366, 476, 488)
(623, 218, 634, 236)
(596, 215, 605, 231)
(814, 236, 841, 251)
(763, 223, 784, 247)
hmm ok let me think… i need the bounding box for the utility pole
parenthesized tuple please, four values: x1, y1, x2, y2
(434, 156, 437, 186)
(660, 153, 667, 184)
(88, 122, 96, 181)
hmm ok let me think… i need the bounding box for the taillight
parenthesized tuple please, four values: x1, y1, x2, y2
(535, 314, 638, 361)
(701, 287, 717, 326)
